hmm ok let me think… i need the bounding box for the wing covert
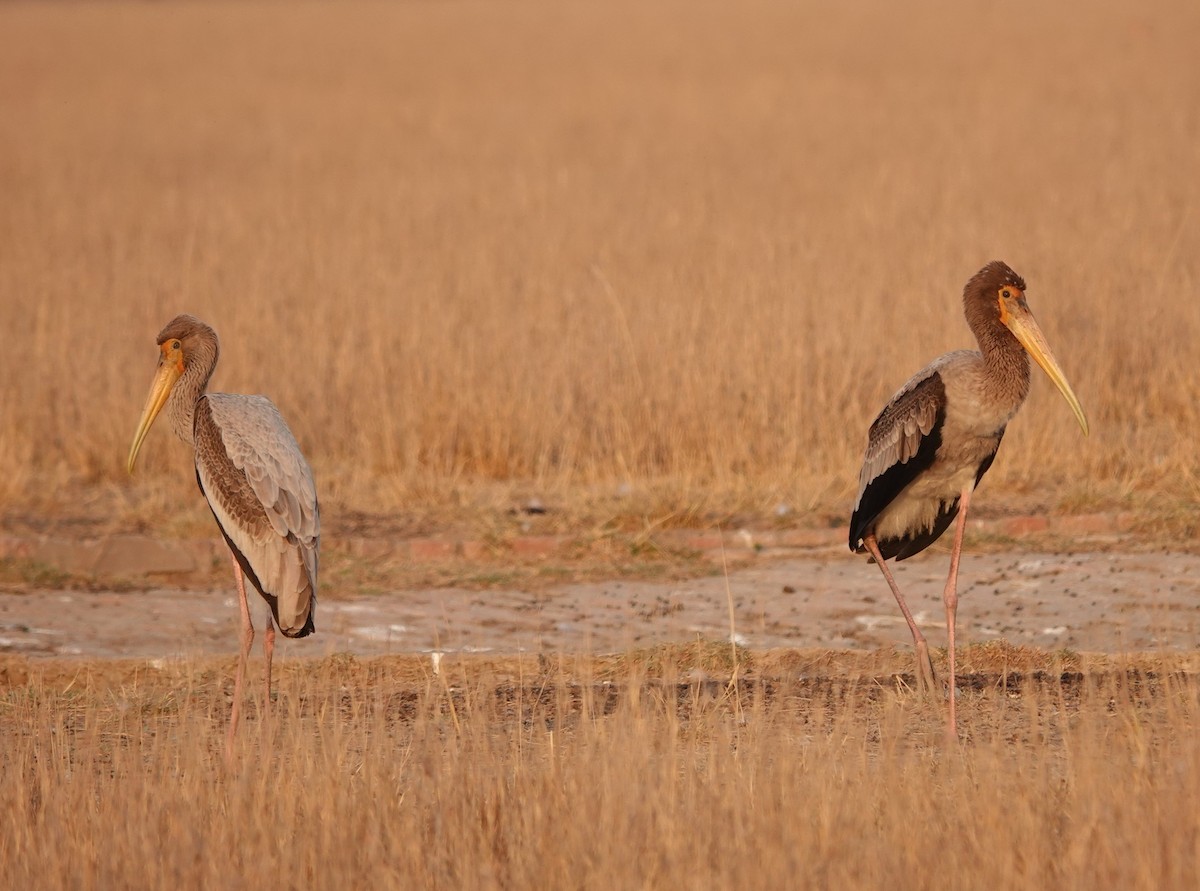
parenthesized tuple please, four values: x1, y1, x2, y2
(195, 394, 319, 636)
(848, 358, 956, 552)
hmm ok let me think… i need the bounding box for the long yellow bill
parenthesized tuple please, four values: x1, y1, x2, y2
(1004, 306, 1089, 436)
(127, 359, 183, 473)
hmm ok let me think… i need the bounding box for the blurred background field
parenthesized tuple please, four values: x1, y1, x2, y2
(1, 0, 1199, 542)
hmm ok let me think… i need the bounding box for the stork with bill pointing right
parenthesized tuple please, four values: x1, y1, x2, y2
(849, 261, 1089, 740)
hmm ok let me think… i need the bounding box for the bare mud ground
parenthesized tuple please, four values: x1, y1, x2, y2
(2, 548, 1198, 662)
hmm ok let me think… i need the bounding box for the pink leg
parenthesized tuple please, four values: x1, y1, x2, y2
(263, 607, 275, 727)
(942, 487, 973, 741)
(865, 533, 937, 694)
(226, 553, 255, 764)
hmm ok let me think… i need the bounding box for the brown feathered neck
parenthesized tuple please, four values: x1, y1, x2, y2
(962, 260, 1031, 404)
(158, 314, 221, 446)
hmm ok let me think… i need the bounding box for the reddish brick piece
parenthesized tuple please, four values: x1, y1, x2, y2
(1001, 516, 1050, 536)
(345, 538, 396, 560)
(459, 540, 490, 561)
(408, 538, 457, 561)
(511, 535, 564, 558)
(1052, 513, 1118, 535)
(681, 534, 725, 552)
(0, 536, 34, 560)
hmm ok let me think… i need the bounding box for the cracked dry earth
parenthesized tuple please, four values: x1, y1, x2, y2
(2, 548, 1199, 661)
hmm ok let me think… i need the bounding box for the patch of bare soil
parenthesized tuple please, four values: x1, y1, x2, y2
(1, 549, 1198, 665)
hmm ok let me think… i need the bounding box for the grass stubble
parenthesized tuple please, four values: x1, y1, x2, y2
(2, 648, 1199, 889)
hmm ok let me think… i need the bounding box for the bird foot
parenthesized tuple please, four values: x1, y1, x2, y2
(913, 640, 938, 697)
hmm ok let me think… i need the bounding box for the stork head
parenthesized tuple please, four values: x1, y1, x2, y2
(964, 261, 1089, 435)
(127, 315, 220, 472)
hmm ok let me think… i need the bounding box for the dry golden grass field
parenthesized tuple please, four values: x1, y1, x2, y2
(1, 0, 1198, 539)
(3, 645, 1200, 889)
(3, 1, 1200, 887)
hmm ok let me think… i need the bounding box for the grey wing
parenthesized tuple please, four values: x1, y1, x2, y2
(198, 394, 320, 636)
(848, 354, 964, 551)
(854, 358, 956, 509)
